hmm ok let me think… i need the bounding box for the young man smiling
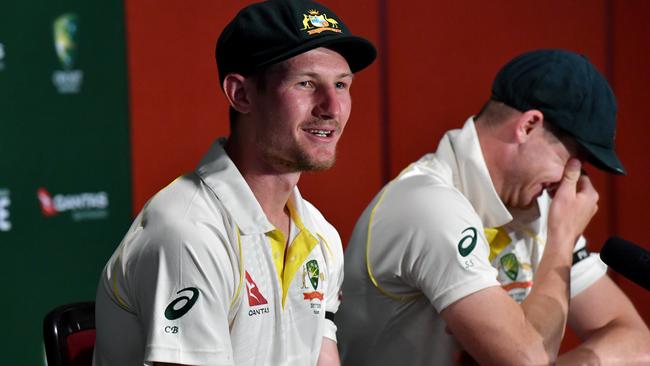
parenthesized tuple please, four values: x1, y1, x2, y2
(93, 1, 375, 365)
(337, 49, 650, 365)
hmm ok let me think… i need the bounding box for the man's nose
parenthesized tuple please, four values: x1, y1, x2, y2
(313, 85, 341, 120)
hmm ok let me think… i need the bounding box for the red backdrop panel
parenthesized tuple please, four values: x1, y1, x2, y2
(385, 0, 612, 351)
(125, 0, 240, 213)
(385, 0, 612, 248)
(125, 1, 382, 244)
(125, 0, 649, 355)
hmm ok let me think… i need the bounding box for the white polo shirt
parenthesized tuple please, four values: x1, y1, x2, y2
(93, 138, 343, 366)
(336, 118, 607, 366)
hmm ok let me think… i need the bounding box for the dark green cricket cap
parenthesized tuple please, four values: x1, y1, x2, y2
(492, 49, 625, 175)
(216, 0, 376, 85)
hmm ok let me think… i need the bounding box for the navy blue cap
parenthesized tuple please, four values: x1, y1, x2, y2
(216, 0, 376, 85)
(492, 49, 625, 175)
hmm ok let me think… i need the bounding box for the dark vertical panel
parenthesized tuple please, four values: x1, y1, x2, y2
(379, 0, 391, 183)
(611, 0, 650, 325)
(604, 0, 618, 239)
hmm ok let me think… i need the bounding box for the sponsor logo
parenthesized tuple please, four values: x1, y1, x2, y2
(246, 271, 270, 316)
(37, 187, 109, 221)
(300, 9, 342, 35)
(500, 253, 519, 281)
(458, 227, 477, 257)
(245, 271, 268, 305)
(0, 42, 5, 71)
(0, 189, 11, 232)
(164, 287, 199, 320)
(52, 13, 83, 93)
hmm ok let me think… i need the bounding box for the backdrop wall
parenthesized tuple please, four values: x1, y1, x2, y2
(0, 1, 131, 364)
(125, 0, 650, 356)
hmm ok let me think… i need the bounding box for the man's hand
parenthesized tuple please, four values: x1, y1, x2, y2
(548, 159, 599, 251)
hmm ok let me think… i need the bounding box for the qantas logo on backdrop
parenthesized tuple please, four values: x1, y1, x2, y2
(37, 187, 109, 221)
(246, 271, 270, 316)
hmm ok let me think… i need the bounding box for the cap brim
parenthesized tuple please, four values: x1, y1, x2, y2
(578, 139, 626, 175)
(255, 34, 377, 74)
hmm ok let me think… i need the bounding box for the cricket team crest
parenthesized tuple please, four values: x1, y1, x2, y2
(52, 13, 84, 93)
(500, 253, 519, 281)
(495, 250, 534, 304)
(53, 13, 79, 70)
(302, 259, 324, 304)
(306, 259, 319, 289)
(300, 9, 342, 35)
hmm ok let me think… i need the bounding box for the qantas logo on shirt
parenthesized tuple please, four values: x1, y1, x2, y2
(245, 271, 268, 306)
(246, 271, 270, 317)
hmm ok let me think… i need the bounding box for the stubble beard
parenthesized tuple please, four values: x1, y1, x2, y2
(259, 136, 337, 173)
(273, 145, 336, 172)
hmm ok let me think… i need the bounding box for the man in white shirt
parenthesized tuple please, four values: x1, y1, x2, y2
(93, 1, 376, 365)
(337, 49, 650, 365)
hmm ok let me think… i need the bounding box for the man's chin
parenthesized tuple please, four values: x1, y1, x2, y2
(279, 155, 336, 172)
(297, 157, 336, 171)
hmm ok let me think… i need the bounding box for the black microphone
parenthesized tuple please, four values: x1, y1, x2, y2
(601, 237, 650, 291)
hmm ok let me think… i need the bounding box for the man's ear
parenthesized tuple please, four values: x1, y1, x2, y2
(514, 109, 544, 143)
(223, 74, 252, 114)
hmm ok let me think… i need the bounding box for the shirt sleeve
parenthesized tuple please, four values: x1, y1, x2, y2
(133, 212, 239, 365)
(320, 219, 344, 342)
(367, 176, 500, 313)
(570, 236, 608, 298)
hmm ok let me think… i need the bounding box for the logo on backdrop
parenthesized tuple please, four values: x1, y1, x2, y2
(0, 42, 5, 71)
(37, 187, 109, 221)
(52, 13, 83, 94)
(0, 189, 11, 232)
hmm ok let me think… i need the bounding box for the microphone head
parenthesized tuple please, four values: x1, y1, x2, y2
(601, 236, 650, 291)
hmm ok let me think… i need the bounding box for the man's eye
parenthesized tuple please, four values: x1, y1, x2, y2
(299, 81, 313, 88)
(335, 81, 347, 89)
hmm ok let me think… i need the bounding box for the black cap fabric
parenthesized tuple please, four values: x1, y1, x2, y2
(216, 0, 376, 85)
(492, 49, 625, 175)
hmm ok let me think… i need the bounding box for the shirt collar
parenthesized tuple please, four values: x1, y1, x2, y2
(287, 188, 320, 239)
(194, 138, 317, 237)
(195, 138, 273, 235)
(435, 117, 512, 227)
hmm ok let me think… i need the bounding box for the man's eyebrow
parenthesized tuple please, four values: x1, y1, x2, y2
(288, 71, 354, 79)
